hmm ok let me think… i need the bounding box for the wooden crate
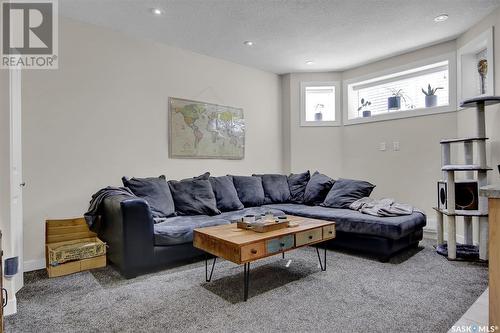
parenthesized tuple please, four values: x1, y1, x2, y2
(45, 218, 106, 278)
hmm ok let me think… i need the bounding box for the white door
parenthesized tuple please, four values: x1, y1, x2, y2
(5, 68, 24, 315)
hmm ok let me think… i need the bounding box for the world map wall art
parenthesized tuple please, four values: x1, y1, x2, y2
(169, 97, 245, 159)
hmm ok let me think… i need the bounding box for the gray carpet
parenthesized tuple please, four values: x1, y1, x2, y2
(6, 240, 487, 333)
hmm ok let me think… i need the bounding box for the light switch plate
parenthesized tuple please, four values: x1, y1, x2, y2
(379, 142, 386, 151)
(393, 141, 400, 151)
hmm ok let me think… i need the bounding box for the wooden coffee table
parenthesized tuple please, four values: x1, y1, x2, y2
(193, 215, 335, 301)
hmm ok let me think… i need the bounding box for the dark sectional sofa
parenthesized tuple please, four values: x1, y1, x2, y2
(98, 171, 426, 278)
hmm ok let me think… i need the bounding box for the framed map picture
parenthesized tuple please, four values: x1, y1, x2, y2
(169, 97, 245, 159)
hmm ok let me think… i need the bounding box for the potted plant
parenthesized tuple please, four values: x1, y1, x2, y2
(314, 103, 324, 121)
(388, 89, 403, 110)
(421, 84, 443, 108)
(358, 98, 372, 117)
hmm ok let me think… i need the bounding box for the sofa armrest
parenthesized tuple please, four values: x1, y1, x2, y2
(101, 195, 155, 278)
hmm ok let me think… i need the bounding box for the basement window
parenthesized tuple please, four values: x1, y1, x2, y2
(343, 54, 456, 125)
(300, 81, 341, 126)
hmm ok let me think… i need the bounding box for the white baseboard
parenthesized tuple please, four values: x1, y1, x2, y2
(23, 258, 45, 272)
(423, 227, 468, 244)
(4, 295, 17, 316)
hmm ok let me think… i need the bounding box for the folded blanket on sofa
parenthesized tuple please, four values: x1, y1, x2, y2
(349, 197, 422, 217)
(84, 186, 136, 231)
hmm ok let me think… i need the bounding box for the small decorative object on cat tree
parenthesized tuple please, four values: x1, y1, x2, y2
(477, 58, 488, 94)
(358, 98, 371, 117)
(421, 84, 443, 108)
(435, 95, 500, 261)
(314, 103, 324, 121)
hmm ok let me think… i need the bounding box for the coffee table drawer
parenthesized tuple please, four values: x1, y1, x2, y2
(266, 235, 294, 253)
(323, 225, 335, 239)
(295, 228, 322, 246)
(241, 242, 266, 261)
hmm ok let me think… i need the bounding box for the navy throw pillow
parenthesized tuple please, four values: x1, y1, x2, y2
(168, 177, 221, 216)
(209, 176, 244, 212)
(230, 175, 266, 207)
(303, 171, 335, 205)
(288, 171, 310, 204)
(253, 174, 291, 204)
(122, 175, 176, 218)
(321, 178, 375, 208)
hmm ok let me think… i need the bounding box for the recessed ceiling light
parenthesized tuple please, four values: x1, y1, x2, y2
(243, 41, 254, 46)
(151, 8, 164, 16)
(434, 14, 448, 22)
(305, 61, 314, 65)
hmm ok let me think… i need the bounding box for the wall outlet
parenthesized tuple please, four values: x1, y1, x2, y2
(393, 141, 400, 151)
(379, 142, 386, 151)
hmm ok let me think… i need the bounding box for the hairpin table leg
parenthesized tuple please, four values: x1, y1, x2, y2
(243, 262, 250, 301)
(205, 255, 216, 282)
(316, 246, 326, 271)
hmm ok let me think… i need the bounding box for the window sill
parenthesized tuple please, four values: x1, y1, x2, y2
(300, 120, 341, 127)
(343, 105, 456, 126)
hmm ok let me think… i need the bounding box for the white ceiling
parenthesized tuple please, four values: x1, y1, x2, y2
(60, 0, 500, 74)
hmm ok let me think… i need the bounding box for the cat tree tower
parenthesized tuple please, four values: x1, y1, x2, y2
(435, 96, 500, 261)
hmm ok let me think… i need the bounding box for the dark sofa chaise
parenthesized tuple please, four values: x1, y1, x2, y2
(98, 172, 426, 278)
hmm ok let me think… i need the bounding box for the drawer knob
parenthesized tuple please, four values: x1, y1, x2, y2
(250, 249, 257, 254)
(308, 235, 313, 240)
(329, 231, 333, 234)
(280, 243, 285, 247)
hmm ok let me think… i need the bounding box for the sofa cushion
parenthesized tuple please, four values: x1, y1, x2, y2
(122, 175, 176, 218)
(263, 203, 426, 240)
(322, 178, 376, 208)
(230, 175, 266, 207)
(253, 174, 291, 204)
(182, 172, 210, 181)
(154, 216, 230, 246)
(209, 176, 244, 212)
(168, 178, 221, 216)
(303, 171, 335, 205)
(288, 171, 310, 204)
(219, 207, 285, 221)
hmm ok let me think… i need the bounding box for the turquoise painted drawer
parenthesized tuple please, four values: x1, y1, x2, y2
(266, 235, 294, 254)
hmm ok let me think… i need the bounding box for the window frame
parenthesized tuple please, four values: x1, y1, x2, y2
(300, 81, 341, 127)
(342, 52, 457, 126)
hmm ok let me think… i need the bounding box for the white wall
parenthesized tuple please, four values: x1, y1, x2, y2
(282, 41, 458, 232)
(341, 41, 458, 231)
(22, 18, 283, 265)
(283, 72, 344, 177)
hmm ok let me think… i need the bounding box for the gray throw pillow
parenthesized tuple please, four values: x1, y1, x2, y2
(303, 171, 335, 205)
(288, 171, 310, 203)
(168, 177, 221, 216)
(209, 176, 244, 212)
(253, 174, 291, 204)
(230, 175, 266, 207)
(321, 178, 376, 209)
(122, 175, 176, 218)
(182, 172, 210, 181)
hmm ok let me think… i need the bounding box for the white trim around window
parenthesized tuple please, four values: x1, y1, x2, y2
(342, 52, 457, 126)
(300, 81, 341, 127)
